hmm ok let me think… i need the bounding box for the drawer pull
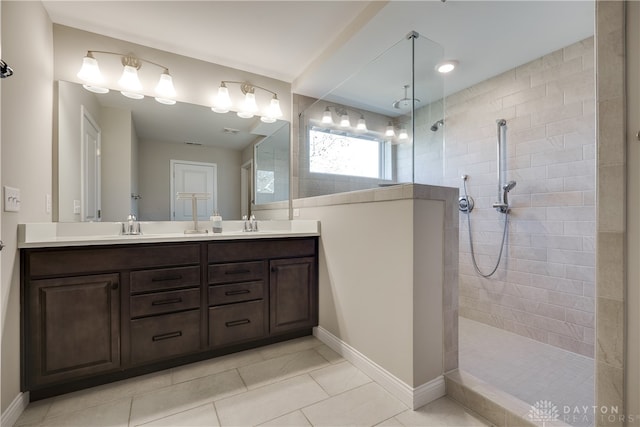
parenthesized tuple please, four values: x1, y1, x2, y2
(151, 297, 182, 306)
(152, 331, 182, 341)
(225, 269, 251, 275)
(225, 319, 251, 328)
(151, 275, 183, 282)
(225, 289, 250, 296)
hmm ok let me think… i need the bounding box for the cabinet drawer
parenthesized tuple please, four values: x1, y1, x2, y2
(130, 310, 200, 365)
(209, 300, 266, 347)
(26, 244, 200, 278)
(131, 266, 200, 294)
(208, 238, 316, 263)
(208, 261, 265, 284)
(131, 288, 200, 318)
(209, 281, 264, 306)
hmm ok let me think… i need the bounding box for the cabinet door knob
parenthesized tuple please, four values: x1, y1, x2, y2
(271, 266, 278, 273)
(111, 282, 119, 290)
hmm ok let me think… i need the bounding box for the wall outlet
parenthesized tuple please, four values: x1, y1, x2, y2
(46, 194, 52, 214)
(293, 208, 300, 217)
(4, 186, 21, 212)
(73, 200, 81, 214)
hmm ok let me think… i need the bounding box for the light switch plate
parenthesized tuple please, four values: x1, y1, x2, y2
(73, 200, 81, 214)
(46, 194, 52, 214)
(4, 186, 21, 212)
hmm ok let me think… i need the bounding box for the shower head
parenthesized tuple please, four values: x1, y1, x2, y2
(392, 84, 421, 109)
(503, 180, 516, 192)
(430, 119, 444, 131)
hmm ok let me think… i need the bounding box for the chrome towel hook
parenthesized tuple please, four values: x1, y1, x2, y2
(1, 59, 14, 78)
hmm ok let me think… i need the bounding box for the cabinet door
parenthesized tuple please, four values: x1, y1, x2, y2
(27, 274, 120, 387)
(269, 257, 317, 334)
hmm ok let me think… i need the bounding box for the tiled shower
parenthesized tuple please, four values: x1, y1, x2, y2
(441, 37, 596, 358)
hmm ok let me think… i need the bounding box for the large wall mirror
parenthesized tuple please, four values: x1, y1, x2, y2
(56, 80, 289, 222)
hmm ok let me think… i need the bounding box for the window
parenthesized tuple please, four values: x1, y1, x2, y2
(309, 128, 385, 179)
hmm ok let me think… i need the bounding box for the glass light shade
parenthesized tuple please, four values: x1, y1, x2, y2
(83, 84, 109, 94)
(121, 91, 144, 100)
(155, 97, 176, 105)
(212, 84, 232, 113)
(118, 65, 143, 92)
(356, 115, 367, 131)
(260, 97, 283, 123)
(339, 113, 350, 127)
(237, 92, 258, 119)
(155, 71, 176, 98)
(321, 107, 333, 124)
(77, 55, 104, 84)
(385, 122, 395, 137)
(398, 126, 409, 140)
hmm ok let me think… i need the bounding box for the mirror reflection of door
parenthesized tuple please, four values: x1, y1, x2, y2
(81, 106, 101, 221)
(170, 160, 217, 221)
(240, 160, 253, 218)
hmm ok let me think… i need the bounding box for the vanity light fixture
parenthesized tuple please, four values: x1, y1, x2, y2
(320, 105, 368, 131)
(435, 59, 458, 74)
(321, 107, 333, 124)
(77, 50, 177, 105)
(339, 112, 350, 127)
(398, 125, 409, 140)
(212, 81, 283, 123)
(385, 121, 396, 137)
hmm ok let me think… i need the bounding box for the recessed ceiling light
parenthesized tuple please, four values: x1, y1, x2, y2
(436, 60, 458, 74)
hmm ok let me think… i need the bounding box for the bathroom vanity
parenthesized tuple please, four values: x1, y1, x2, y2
(19, 222, 319, 399)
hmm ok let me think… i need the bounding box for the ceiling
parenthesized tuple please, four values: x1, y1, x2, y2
(44, 0, 594, 145)
(42, 0, 594, 98)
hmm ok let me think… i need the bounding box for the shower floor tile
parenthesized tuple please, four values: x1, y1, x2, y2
(459, 316, 594, 427)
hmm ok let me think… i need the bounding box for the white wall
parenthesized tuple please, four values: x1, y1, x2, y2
(1, 0, 53, 414)
(137, 139, 242, 221)
(298, 198, 444, 387)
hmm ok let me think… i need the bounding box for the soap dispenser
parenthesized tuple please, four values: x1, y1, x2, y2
(211, 210, 223, 233)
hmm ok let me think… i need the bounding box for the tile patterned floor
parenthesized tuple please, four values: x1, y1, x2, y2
(459, 317, 595, 427)
(16, 336, 489, 427)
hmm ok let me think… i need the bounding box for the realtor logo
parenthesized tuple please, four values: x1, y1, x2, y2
(528, 400, 560, 426)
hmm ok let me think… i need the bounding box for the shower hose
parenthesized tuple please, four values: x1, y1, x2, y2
(462, 178, 510, 278)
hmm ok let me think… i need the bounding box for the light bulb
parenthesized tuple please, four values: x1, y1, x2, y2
(212, 83, 231, 113)
(340, 113, 350, 127)
(83, 85, 109, 94)
(356, 115, 367, 131)
(385, 121, 395, 137)
(321, 107, 333, 124)
(155, 71, 176, 105)
(261, 96, 283, 123)
(237, 91, 258, 119)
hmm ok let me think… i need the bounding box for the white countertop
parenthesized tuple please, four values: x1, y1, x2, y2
(18, 220, 320, 248)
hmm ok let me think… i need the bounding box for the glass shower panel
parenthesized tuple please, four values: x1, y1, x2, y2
(297, 32, 444, 199)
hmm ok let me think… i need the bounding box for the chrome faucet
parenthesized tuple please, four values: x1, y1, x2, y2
(122, 214, 142, 235)
(243, 215, 258, 232)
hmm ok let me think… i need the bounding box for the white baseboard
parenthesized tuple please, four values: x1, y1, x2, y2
(1, 392, 29, 427)
(313, 326, 445, 410)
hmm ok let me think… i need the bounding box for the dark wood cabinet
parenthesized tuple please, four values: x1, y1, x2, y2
(270, 257, 317, 334)
(25, 274, 120, 388)
(21, 237, 318, 398)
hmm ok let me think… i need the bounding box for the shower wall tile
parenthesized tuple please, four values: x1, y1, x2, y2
(443, 37, 596, 357)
